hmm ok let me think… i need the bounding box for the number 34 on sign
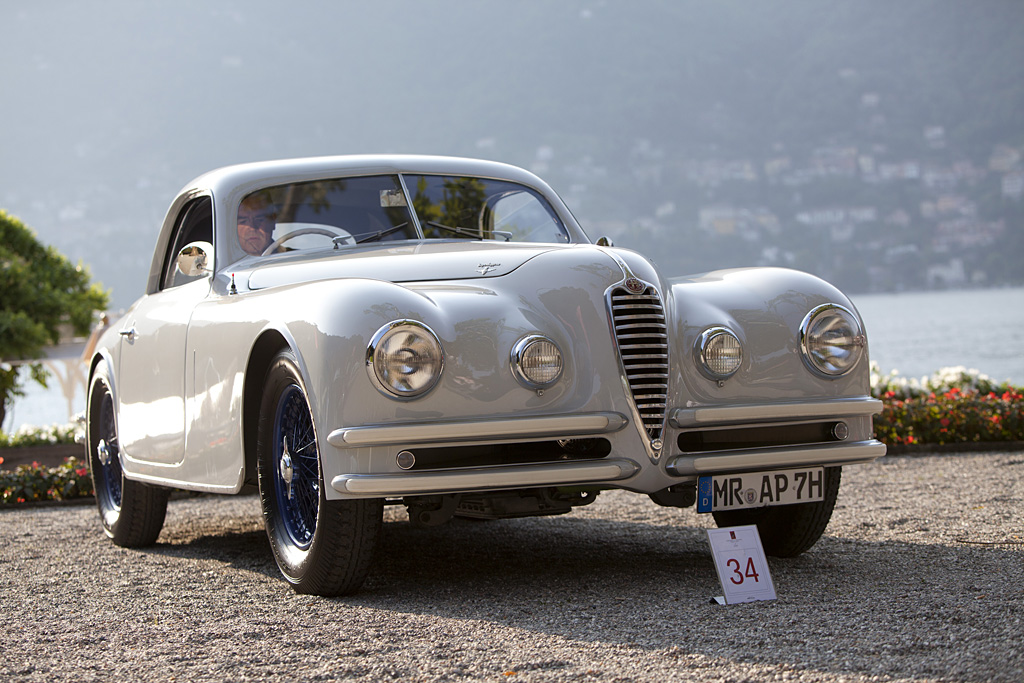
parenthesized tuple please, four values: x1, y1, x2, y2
(706, 525, 777, 604)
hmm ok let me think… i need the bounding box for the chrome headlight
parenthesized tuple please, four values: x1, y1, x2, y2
(800, 303, 866, 377)
(511, 335, 563, 389)
(695, 327, 743, 380)
(367, 321, 444, 399)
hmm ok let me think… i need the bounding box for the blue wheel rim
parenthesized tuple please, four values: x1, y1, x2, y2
(272, 384, 320, 550)
(97, 391, 123, 510)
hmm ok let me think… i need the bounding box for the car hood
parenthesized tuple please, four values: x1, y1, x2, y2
(244, 241, 566, 290)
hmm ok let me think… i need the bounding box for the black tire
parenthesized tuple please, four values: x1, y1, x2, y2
(712, 466, 841, 557)
(87, 370, 169, 547)
(256, 349, 382, 596)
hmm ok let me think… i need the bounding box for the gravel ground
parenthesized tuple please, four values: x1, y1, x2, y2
(1, 451, 1022, 683)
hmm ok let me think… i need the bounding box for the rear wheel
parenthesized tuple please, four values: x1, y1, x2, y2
(257, 349, 382, 596)
(712, 467, 841, 557)
(87, 370, 169, 547)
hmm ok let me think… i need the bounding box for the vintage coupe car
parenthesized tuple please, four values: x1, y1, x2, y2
(86, 155, 885, 596)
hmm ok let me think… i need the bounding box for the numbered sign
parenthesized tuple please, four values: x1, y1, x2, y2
(706, 525, 776, 604)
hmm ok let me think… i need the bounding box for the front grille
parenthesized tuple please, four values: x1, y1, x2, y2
(610, 285, 669, 441)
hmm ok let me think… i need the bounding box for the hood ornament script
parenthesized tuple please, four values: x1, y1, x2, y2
(477, 263, 500, 275)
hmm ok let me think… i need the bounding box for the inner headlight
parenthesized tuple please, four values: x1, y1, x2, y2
(800, 303, 866, 377)
(367, 321, 444, 399)
(511, 335, 563, 388)
(696, 327, 743, 379)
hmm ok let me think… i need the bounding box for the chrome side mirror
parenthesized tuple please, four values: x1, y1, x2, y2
(176, 241, 214, 277)
(595, 236, 614, 247)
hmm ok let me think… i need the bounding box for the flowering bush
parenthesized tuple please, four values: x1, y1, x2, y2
(0, 422, 79, 448)
(871, 364, 1024, 447)
(870, 363, 1009, 400)
(0, 456, 93, 505)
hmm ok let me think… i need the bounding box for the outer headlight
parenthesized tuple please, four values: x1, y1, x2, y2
(695, 327, 743, 380)
(367, 320, 444, 399)
(800, 303, 866, 377)
(511, 335, 563, 389)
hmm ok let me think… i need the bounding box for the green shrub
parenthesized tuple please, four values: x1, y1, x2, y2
(0, 456, 93, 505)
(870, 364, 1023, 447)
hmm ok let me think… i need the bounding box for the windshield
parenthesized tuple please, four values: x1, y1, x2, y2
(235, 175, 416, 257)
(234, 173, 569, 259)
(405, 175, 569, 244)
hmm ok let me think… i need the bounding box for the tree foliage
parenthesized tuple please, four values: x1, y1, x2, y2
(0, 210, 109, 426)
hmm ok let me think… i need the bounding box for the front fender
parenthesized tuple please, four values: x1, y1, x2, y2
(667, 267, 871, 406)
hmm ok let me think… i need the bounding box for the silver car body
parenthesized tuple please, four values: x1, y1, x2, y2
(91, 155, 884, 502)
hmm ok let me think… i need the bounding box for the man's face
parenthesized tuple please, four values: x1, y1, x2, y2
(237, 204, 275, 255)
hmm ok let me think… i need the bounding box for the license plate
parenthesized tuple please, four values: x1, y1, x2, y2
(697, 467, 825, 513)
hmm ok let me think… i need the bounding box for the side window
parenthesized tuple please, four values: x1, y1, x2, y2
(161, 197, 213, 290)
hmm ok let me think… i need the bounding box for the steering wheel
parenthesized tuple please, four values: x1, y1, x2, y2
(261, 226, 351, 256)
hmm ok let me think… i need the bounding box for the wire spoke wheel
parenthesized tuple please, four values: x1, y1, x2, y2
(87, 369, 169, 547)
(273, 385, 320, 549)
(95, 390, 123, 512)
(257, 349, 382, 596)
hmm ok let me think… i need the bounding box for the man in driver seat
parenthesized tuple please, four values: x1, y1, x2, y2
(237, 194, 278, 255)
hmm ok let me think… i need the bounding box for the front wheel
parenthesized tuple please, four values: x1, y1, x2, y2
(87, 370, 169, 547)
(712, 467, 842, 557)
(257, 349, 382, 596)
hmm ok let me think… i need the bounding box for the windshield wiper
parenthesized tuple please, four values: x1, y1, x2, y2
(425, 220, 512, 242)
(354, 222, 410, 245)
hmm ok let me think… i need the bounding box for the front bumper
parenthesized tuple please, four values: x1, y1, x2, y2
(324, 398, 886, 499)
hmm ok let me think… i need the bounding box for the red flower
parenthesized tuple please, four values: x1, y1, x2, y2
(940, 418, 950, 427)
(75, 468, 88, 477)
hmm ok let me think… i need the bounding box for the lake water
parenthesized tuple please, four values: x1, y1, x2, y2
(3, 287, 1023, 433)
(850, 287, 1024, 385)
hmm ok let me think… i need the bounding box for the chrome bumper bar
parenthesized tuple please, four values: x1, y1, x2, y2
(670, 397, 883, 427)
(331, 458, 639, 496)
(666, 439, 887, 476)
(327, 411, 628, 448)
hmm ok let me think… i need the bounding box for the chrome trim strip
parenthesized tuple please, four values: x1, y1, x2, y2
(332, 458, 639, 496)
(666, 440, 887, 476)
(670, 398, 883, 427)
(327, 412, 628, 448)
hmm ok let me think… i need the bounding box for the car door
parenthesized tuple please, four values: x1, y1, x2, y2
(117, 197, 213, 466)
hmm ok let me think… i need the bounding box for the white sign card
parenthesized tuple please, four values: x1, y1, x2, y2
(706, 525, 776, 604)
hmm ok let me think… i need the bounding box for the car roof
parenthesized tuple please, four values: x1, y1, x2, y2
(148, 155, 587, 295)
(184, 154, 553, 198)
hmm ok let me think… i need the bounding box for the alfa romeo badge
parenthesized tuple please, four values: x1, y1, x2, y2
(624, 277, 645, 294)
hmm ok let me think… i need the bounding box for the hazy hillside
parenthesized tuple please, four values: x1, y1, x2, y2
(1, 0, 1022, 306)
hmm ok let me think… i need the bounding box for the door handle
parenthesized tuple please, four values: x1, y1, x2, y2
(119, 327, 137, 342)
